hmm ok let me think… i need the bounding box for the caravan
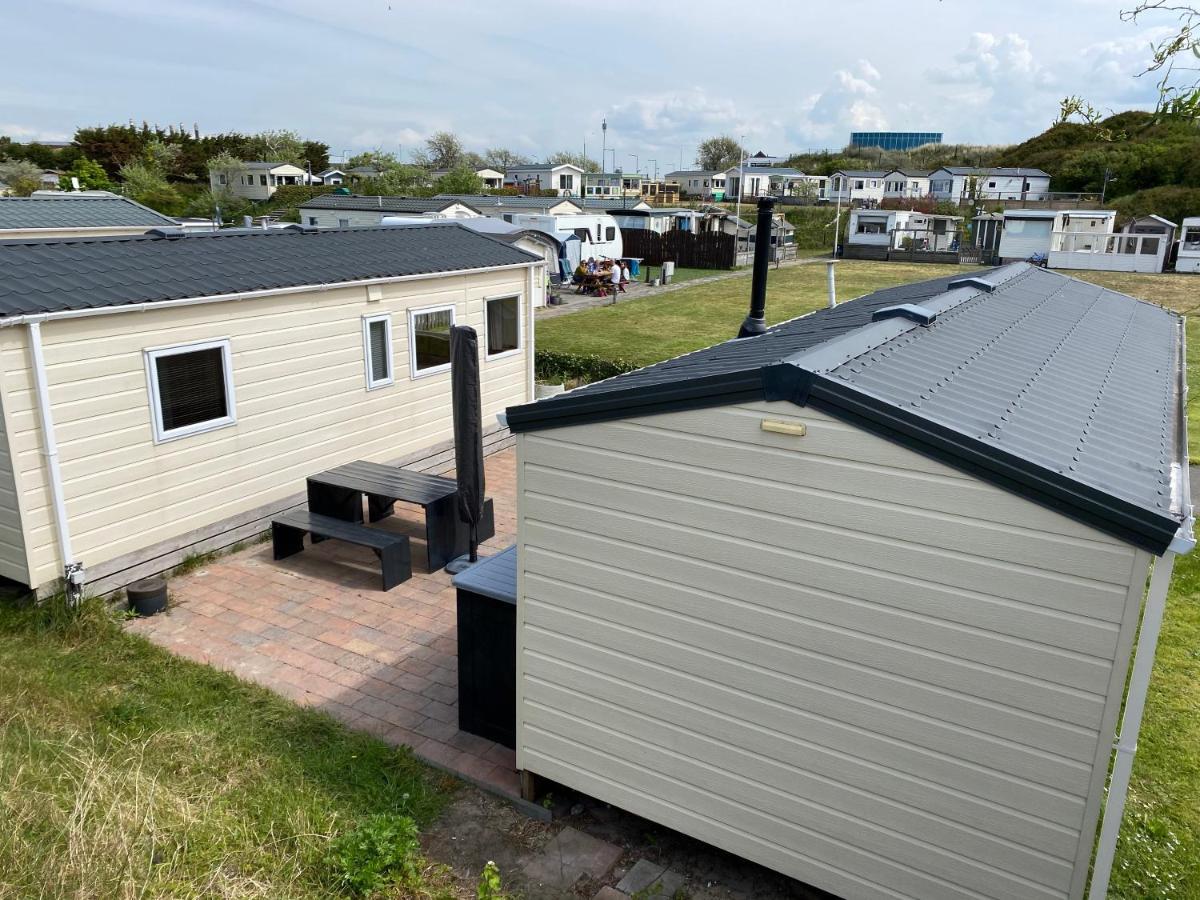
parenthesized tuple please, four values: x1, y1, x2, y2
(508, 213, 623, 262)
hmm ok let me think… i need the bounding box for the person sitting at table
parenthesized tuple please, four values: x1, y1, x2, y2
(586, 257, 597, 274)
(619, 261, 631, 288)
(573, 260, 588, 291)
(611, 260, 624, 294)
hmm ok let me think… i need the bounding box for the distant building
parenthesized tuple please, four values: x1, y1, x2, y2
(928, 167, 1051, 203)
(582, 171, 643, 200)
(850, 131, 942, 151)
(503, 163, 584, 197)
(209, 161, 307, 201)
(0, 192, 178, 239)
(665, 170, 727, 200)
(298, 194, 481, 228)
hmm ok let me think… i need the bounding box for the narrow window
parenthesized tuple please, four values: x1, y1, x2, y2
(409, 306, 455, 376)
(145, 340, 236, 443)
(485, 295, 520, 357)
(260, 174, 268, 186)
(362, 314, 393, 389)
(605, 226, 616, 241)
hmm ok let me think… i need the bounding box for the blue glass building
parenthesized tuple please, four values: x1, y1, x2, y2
(849, 131, 942, 151)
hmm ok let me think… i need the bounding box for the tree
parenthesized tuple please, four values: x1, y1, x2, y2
(1122, 2, 1200, 118)
(696, 136, 744, 172)
(433, 166, 484, 194)
(303, 140, 330, 173)
(61, 157, 111, 191)
(244, 130, 306, 165)
(546, 151, 600, 173)
(483, 147, 529, 168)
(412, 131, 464, 170)
(0, 159, 42, 196)
(207, 151, 246, 200)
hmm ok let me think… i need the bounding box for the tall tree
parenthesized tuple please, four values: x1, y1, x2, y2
(207, 151, 246, 198)
(546, 151, 600, 173)
(483, 147, 529, 168)
(696, 136, 744, 171)
(61, 157, 111, 191)
(413, 131, 464, 170)
(433, 166, 484, 194)
(244, 130, 306, 165)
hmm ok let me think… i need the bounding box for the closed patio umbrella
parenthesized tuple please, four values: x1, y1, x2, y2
(448, 325, 485, 571)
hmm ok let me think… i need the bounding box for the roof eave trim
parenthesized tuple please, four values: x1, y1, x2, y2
(807, 375, 1181, 555)
(0, 259, 542, 327)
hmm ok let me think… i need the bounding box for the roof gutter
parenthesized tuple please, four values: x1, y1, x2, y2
(0, 260, 540, 328)
(1169, 315, 1195, 554)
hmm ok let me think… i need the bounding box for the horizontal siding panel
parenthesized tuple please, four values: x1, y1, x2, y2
(521, 521, 1119, 659)
(540, 422, 1118, 544)
(525, 695, 1071, 898)
(523, 439, 1134, 584)
(523, 654, 1080, 859)
(524, 730, 1059, 900)
(525, 545, 1112, 695)
(525, 589, 1098, 762)
(522, 627, 1088, 822)
(525, 488, 1126, 623)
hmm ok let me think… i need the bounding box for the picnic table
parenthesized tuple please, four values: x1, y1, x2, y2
(306, 460, 494, 572)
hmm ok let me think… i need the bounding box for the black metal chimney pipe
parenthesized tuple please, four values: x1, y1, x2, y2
(738, 197, 775, 338)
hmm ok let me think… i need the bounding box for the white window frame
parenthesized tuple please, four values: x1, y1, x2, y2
(362, 313, 394, 390)
(408, 304, 456, 378)
(143, 338, 237, 444)
(483, 293, 523, 361)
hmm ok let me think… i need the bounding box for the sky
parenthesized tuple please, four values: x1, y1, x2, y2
(2, 0, 1177, 171)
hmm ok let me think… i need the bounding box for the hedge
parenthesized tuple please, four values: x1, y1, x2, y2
(535, 349, 638, 384)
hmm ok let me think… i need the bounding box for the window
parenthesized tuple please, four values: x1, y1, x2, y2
(485, 295, 520, 357)
(988, 181, 996, 188)
(144, 340, 236, 443)
(572, 227, 591, 242)
(307, 216, 317, 226)
(605, 226, 616, 241)
(260, 174, 268, 186)
(409, 306, 455, 376)
(218, 174, 227, 185)
(854, 180, 864, 190)
(338, 218, 350, 227)
(362, 314, 393, 389)
(559, 173, 572, 190)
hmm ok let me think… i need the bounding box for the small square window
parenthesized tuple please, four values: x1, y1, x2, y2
(338, 218, 350, 227)
(308, 216, 317, 226)
(485, 295, 520, 358)
(409, 306, 455, 376)
(145, 340, 236, 443)
(362, 314, 393, 389)
(605, 226, 616, 241)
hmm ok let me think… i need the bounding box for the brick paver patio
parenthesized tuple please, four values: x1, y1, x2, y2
(127, 448, 521, 800)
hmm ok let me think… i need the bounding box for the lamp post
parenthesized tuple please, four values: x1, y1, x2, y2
(734, 137, 747, 259)
(629, 153, 639, 175)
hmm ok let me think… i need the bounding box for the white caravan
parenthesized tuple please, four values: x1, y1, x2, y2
(508, 213, 623, 262)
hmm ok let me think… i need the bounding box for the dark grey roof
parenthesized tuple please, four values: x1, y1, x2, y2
(938, 166, 1051, 178)
(835, 170, 888, 178)
(507, 264, 1189, 553)
(436, 194, 581, 210)
(0, 225, 538, 319)
(298, 194, 480, 214)
(0, 195, 179, 230)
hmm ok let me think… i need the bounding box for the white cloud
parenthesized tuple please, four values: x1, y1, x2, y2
(787, 59, 887, 145)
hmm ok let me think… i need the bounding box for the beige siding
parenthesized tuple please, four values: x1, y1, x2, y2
(515, 400, 1150, 900)
(0, 364, 29, 583)
(0, 226, 158, 240)
(3, 266, 535, 587)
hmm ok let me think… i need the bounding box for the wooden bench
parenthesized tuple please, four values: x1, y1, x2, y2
(271, 509, 412, 591)
(306, 461, 494, 572)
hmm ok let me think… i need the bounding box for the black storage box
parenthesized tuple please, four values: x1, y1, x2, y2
(452, 545, 517, 748)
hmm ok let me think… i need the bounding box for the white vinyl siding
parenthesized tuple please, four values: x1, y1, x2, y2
(362, 314, 393, 389)
(0, 388, 29, 583)
(999, 217, 1055, 260)
(0, 266, 536, 588)
(516, 400, 1150, 900)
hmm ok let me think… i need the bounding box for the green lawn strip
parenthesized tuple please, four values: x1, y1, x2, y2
(538, 260, 969, 368)
(0, 601, 456, 899)
(1108, 551, 1200, 899)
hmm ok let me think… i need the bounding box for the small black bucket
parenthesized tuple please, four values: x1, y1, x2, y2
(127, 576, 168, 617)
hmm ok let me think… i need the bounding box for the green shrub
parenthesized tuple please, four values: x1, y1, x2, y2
(535, 349, 638, 384)
(477, 860, 504, 899)
(325, 813, 422, 896)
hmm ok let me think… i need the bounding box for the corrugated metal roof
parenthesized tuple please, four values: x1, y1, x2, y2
(507, 264, 1189, 553)
(299, 194, 478, 214)
(0, 224, 538, 319)
(0, 195, 179, 230)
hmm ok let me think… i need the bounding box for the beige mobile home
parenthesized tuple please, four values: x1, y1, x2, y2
(0, 193, 180, 240)
(0, 223, 543, 594)
(504, 263, 1192, 900)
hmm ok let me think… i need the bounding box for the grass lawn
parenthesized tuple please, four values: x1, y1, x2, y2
(0, 599, 459, 899)
(538, 260, 972, 368)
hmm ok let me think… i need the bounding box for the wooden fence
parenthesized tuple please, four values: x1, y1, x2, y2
(622, 229, 737, 269)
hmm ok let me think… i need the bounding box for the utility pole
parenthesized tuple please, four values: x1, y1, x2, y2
(601, 118, 607, 173)
(734, 138, 747, 263)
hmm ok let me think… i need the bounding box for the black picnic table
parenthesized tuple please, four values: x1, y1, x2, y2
(306, 460, 494, 572)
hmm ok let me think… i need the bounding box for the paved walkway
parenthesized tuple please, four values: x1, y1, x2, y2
(127, 448, 522, 801)
(537, 254, 829, 319)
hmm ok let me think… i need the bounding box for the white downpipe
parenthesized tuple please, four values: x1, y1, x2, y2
(526, 264, 537, 402)
(1087, 550, 1177, 900)
(27, 322, 77, 583)
(826, 260, 837, 308)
